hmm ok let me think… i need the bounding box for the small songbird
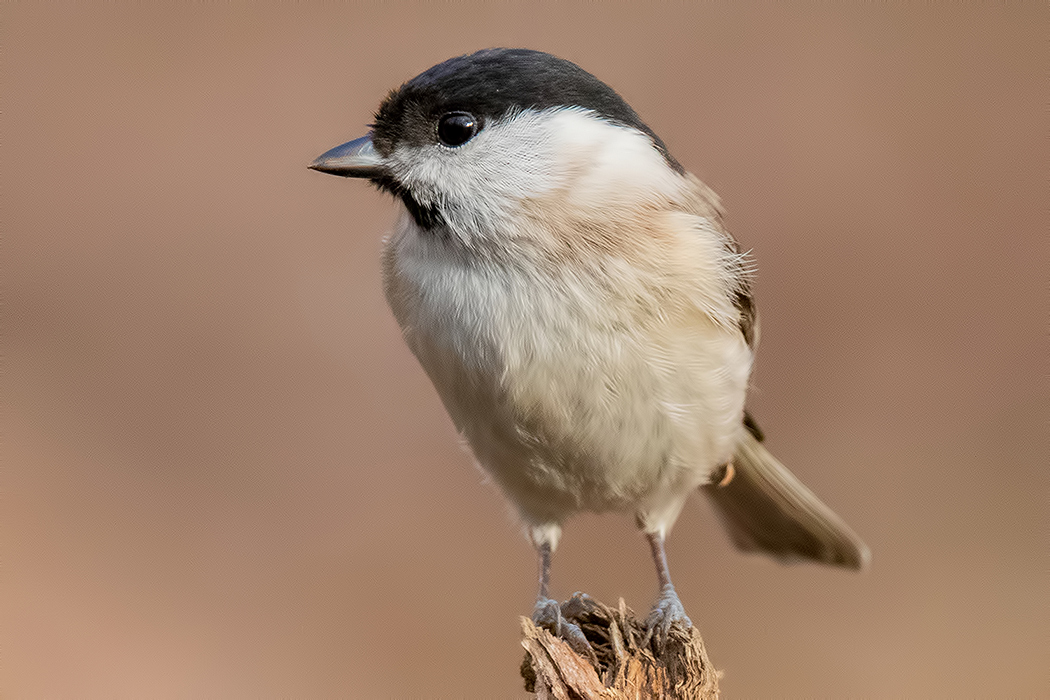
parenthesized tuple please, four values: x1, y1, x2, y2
(310, 48, 869, 651)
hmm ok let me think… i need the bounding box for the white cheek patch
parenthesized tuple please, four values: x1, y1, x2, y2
(545, 109, 684, 209)
(385, 108, 684, 237)
(385, 111, 561, 234)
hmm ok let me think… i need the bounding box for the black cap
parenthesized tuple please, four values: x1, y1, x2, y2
(371, 48, 683, 173)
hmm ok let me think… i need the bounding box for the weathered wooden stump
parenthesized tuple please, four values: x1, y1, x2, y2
(520, 594, 721, 699)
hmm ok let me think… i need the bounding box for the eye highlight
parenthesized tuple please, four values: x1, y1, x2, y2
(437, 112, 479, 147)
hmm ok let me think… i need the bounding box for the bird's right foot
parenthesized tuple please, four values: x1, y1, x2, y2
(531, 596, 596, 663)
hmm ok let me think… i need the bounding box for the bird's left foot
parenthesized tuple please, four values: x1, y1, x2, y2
(644, 584, 693, 651)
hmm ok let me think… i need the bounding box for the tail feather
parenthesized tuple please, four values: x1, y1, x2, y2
(702, 426, 870, 570)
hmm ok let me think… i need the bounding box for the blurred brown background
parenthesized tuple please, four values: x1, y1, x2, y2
(4, 4, 1046, 698)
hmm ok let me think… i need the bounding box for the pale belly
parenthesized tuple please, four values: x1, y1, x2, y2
(383, 231, 752, 526)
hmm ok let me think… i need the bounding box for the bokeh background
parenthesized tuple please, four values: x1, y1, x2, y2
(5, 3, 1046, 697)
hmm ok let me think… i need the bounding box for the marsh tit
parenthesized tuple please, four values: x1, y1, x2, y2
(310, 48, 869, 650)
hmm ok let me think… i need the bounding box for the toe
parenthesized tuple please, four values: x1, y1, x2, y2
(645, 584, 693, 651)
(532, 596, 596, 663)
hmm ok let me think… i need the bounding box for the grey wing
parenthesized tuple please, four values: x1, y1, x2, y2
(681, 173, 758, 351)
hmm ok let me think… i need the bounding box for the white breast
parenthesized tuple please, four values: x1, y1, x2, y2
(380, 108, 752, 532)
(382, 214, 751, 531)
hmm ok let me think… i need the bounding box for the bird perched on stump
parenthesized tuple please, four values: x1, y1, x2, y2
(310, 48, 869, 654)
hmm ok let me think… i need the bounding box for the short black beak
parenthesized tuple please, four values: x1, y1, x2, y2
(309, 135, 386, 178)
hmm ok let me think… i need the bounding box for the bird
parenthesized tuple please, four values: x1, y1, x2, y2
(309, 48, 869, 652)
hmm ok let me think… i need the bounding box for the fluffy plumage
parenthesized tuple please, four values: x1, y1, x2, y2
(310, 48, 869, 645)
(381, 106, 752, 546)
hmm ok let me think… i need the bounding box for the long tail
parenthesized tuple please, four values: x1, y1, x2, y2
(702, 420, 870, 570)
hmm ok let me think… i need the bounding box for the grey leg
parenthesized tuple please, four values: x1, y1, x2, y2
(645, 531, 693, 648)
(530, 541, 594, 659)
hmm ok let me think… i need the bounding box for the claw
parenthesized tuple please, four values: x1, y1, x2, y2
(532, 596, 597, 664)
(559, 591, 595, 619)
(644, 584, 693, 651)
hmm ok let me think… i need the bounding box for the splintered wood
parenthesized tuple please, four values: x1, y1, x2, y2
(520, 594, 721, 699)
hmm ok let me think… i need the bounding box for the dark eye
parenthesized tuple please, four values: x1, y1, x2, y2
(437, 112, 479, 147)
